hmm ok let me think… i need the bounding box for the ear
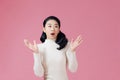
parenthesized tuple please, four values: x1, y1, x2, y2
(43, 27, 46, 33)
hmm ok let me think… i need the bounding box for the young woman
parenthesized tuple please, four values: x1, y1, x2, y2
(24, 16, 83, 80)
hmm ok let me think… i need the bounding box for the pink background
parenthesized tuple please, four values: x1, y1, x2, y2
(0, 0, 120, 80)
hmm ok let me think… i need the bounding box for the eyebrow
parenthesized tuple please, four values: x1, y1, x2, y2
(47, 23, 58, 25)
(54, 24, 58, 25)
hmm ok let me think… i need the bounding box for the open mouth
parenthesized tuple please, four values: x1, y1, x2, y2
(51, 33, 55, 35)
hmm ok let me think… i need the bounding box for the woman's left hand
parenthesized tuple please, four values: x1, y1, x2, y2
(70, 35, 83, 52)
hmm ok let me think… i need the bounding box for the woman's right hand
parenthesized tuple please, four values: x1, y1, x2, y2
(24, 39, 39, 53)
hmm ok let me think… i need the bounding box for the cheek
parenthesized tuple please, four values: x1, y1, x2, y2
(56, 28, 60, 32)
(56, 30, 60, 34)
(45, 28, 50, 33)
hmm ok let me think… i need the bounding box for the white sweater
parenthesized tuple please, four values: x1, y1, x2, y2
(33, 39, 78, 80)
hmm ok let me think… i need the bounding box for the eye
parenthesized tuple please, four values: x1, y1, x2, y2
(48, 26, 51, 27)
(55, 26, 59, 28)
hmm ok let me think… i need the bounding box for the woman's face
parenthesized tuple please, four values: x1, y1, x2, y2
(43, 19, 60, 40)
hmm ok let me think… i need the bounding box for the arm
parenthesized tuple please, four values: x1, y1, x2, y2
(33, 46, 44, 77)
(66, 35, 83, 72)
(66, 47, 78, 72)
(24, 39, 44, 77)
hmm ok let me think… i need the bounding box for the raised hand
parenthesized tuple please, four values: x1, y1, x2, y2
(70, 35, 83, 52)
(24, 39, 39, 53)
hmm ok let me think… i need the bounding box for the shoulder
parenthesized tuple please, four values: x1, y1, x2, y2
(63, 40, 71, 51)
(37, 43, 44, 47)
(37, 43, 45, 53)
(37, 42, 47, 47)
(66, 40, 71, 47)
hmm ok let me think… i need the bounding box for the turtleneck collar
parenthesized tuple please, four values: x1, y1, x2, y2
(44, 39, 59, 48)
(45, 39, 56, 43)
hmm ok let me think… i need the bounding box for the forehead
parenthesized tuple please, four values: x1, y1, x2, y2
(46, 20, 58, 25)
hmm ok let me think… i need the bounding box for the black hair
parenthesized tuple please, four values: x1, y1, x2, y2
(40, 16, 68, 50)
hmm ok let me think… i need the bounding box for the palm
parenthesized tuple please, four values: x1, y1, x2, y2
(24, 39, 39, 53)
(70, 35, 83, 51)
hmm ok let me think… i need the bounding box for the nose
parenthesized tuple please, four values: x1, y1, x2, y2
(51, 26, 55, 31)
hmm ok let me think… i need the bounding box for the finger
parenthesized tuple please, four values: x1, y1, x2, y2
(70, 38, 74, 44)
(24, 39, 27, 44)
(78, 39, 83, 45)
(75, 35, 81, 42)
(77, 35, 82, 42)
(33, 40, 37, 46)
(69, 38, 73, 46)
(78, 35, 82, 40)
(24, 39, 27, 42)
(24, 39, 29, 47)
(28, 43, 33, 49)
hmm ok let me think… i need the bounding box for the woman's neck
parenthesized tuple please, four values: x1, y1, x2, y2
(46, 38, 56, 41)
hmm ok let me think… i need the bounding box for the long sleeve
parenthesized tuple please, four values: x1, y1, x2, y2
(33, 44, 44, 77)
(66, 43, 78, 72)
